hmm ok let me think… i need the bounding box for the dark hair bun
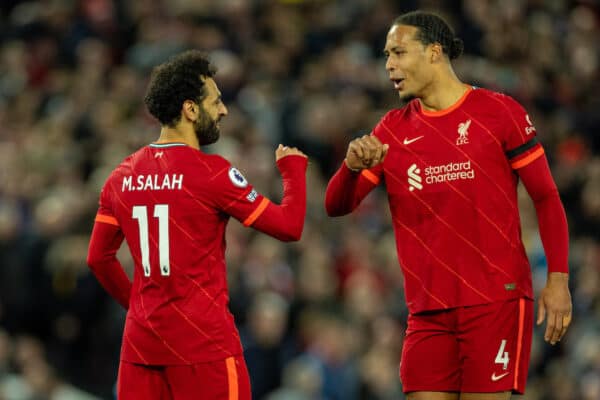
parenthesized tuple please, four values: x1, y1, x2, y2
(450, 38, 464, 59)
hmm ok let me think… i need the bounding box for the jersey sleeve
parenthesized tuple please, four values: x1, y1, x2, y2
(498, 94, 545, 170)
(249, 154, 308, 241)
(365, 111, 389, 185)
(88, 173, 131, 309)
(518, 155, 569, 273)
(325, 113, 390, 216)
(95, 175, 120, 226)
(205, 157, 270, 226)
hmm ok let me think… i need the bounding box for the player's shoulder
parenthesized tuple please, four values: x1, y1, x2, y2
(379, 99, 418, 127)
(371, 102, 415, 141)
(376, 102, 414, 129)
(196, 152, 239, 183)
(471, 87, 525, 111)
(197, 153, 252, 192)
(106, 150, 139, 181)
(382, 101, 415, 121)
(198, 153, 237, 180)
(97, 151, 135, 196)
(201, 152, 231, 168)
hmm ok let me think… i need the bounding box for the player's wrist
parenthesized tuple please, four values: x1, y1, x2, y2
(277, 154, 308, 172)
(546, 272, 569, 283)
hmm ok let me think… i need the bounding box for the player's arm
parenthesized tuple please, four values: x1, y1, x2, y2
(325, 134, 388, 216)
(517, 153, 571, 345)
(499, 93, 572, 345)
(248, 145, 308, 242)
(87, 214, 132, 310)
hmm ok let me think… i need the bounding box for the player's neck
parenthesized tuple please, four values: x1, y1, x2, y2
(419, 71, 468, 113)
(157, 125, 200, 150)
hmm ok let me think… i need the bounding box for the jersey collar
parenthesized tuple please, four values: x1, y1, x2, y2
(149, 142, 189, 148)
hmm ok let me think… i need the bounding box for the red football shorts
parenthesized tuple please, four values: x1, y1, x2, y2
(400, 297, 533, 394)
(117, 355, 251, 400)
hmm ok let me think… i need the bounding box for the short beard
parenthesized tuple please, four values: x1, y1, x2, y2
(194, 108, 220, 146)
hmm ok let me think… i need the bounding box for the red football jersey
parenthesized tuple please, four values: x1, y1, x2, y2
(96, 142, 272, 364)
(330, 87, 545, 314)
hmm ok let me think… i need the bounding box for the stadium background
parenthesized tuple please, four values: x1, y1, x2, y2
(0, 0, 598, 399)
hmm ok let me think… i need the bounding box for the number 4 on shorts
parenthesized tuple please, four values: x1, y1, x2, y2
(495, 339, 510, 370)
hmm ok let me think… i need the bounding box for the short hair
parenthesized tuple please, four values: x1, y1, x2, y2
(144, 50, 216, 126)
(393, 11, 464, 60)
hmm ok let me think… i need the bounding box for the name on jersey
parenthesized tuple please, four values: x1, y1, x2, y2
(122, 174, 183, 192)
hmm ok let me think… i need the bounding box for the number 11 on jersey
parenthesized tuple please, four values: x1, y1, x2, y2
(132, 205, 171, 277)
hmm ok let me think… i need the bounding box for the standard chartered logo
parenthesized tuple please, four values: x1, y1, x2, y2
(407, 160, 475, 191)
(408, 164, 423, 191)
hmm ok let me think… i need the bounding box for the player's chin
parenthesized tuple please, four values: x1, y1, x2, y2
(399, 90, 415, 102)
(198, 130, 220, 146)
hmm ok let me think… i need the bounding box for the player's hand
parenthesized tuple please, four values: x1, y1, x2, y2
(345, 134, 389, 171)
(537, 272, 572, 345)
(275, 144, 307, 161)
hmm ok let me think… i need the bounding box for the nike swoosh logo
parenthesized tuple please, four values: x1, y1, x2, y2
(491, 372, 510, 381)
(403, 135, 424, 145)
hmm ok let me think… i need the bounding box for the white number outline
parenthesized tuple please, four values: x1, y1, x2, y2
(132, 205, 171, 277)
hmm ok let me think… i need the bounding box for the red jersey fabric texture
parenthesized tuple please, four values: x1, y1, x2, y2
(88, 142, 307, 365)
(326, 87, 568, 314)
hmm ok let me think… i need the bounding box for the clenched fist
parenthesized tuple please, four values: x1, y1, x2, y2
(275, 144, 307, 161)
(345, 134, 389, 171)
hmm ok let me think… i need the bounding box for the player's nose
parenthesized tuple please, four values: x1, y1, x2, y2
(219, 103, 228, 117)
(385, 57, 396, 72)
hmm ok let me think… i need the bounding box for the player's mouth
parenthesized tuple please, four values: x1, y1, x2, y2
(391, 78, 405, 90)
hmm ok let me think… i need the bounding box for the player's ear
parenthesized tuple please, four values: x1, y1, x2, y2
(182, 100, 198, 121)
(429, 43, 443, 63)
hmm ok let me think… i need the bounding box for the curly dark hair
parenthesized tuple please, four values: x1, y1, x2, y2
(393, 11, 464, 60)
(144, 50, 216, 126)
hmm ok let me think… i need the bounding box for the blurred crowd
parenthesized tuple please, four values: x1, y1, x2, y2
(0, 0, 598, 399)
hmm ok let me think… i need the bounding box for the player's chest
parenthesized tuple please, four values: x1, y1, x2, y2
(382, 115, 507, 194)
